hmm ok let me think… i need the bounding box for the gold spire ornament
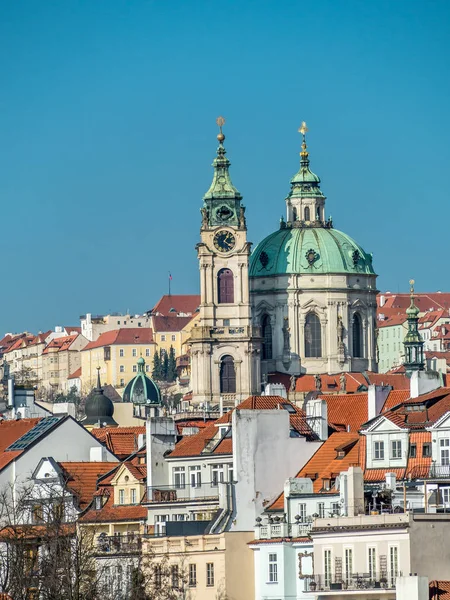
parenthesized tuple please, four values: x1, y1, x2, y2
(409, 278, 415, 295)
(216, 116, 225, 143)
(298, 121, 309, 158)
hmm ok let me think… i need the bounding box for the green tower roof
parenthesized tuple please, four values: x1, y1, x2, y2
(123, 358, 161, 405)
(203, 118, 242, 201)
(249, 226, 375, 277)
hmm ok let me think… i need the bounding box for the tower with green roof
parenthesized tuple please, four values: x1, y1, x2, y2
(249, 123, 378, 376)
(123, 357, 162, 418)
(403, 279, 425, 375)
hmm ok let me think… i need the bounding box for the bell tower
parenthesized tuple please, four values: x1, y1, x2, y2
(189, 117, 261, 408)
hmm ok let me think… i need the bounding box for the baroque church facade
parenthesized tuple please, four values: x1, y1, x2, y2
(189, 120, 378, 407)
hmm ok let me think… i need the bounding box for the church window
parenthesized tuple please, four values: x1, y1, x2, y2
(304, 206, 310, 221)
(292, 207, 297, 221)
(218, 269, 234, 303)
(352, 313, 363, 358)
(261, 315, 273, 359)
(316, 206, 321, 220)
(220, 355, 236, 393)
(305, 313, 322, 357)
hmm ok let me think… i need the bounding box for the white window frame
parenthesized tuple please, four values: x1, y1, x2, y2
(391, 440, 402, 459)
(344, 547, 353, 585)
(119, 365, 125, 373)
(389, 546, 398, 586)
(173, 467, 186, 489)
(298, 503, 307, 522)
(190, 466, 201, 488)
(268, 553, 278, 583)
(318, 502, 325, 518)
(324, 549, 332, 587)
(130, 488, 137, 504)
(206, 562, 215, 587)
(146, 348, 150, 357)
(132, 348, 137, 357)
(211, 464, 224, 487)
(374, 440, 385, 460)
(171, 334, 176, 341)
(441, 438, 450, 465)
(119, 489, 125, 505)
(368, 546, 376, 579)
(119, 349, 124, 357)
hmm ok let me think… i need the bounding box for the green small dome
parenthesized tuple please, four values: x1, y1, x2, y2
(123, 358, 161, 405)
(249, 226, 375, 277)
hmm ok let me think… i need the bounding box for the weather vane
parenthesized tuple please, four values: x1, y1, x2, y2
(298, 121, 309, 157)
(299, 121, 308, 138)
(216, 116, 226, 143)
(410, 279, 415, 295)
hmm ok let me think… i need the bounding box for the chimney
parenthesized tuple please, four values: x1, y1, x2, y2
(396, 576, 429, 600)
(410, 370, 441, 398)
(385, 472, 396, 490)
(379, 295, 386, 307)
(342, 467, 364, 517)
(306, 398, 328, 441)
(368, 385, 391, 420)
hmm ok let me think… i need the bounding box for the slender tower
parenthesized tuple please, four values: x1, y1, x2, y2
(403, 279, 425, 375)
(189, 118, 261, 408)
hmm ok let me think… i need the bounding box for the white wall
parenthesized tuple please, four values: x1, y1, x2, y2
(232, 409, 322, 530)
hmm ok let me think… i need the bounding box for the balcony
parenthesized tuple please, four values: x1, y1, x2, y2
(189, 325, 259, 341)
(409, 462, 450, 480)
(255, 519, 312, 540)
(96, 534, 142, 555)
(146, 483, 220, 504)
(308, 572, 399, 594)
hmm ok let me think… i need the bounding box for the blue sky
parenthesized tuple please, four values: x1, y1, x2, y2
(1, 0, 449, 334)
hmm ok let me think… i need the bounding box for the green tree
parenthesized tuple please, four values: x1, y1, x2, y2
(167, 346, 177, 383)
(152, 351, 162, 380)
(161, 349, 169, 381)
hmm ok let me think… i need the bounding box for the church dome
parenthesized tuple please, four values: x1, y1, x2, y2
(123, 357, 161, 405)
(249, 225, 375, 278)
(84, 371, 118, 427)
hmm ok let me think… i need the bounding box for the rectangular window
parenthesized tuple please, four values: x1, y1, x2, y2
(155, 515, 168, 535)
(133, 365, 137, 372)
(190, 466, 201, 488)
(154, 565, 162, 588)
(441, 439, 450, 465)
(331, 502, 340, 515)
(131, 489, 137, 504)
(368, 547, 376, 579)
(211, 464, 224, 486)
(119, 349, 124, 357)
(391, 440, 402, 459)
(228, 463, 234, 482)
(104, 346, 111, 361)
(268, 553, 278, 583)
(298, 503, 307, 522)
(172, 334, 176, 341)
(423, 443, 432, 457)
(318, 502, 325, 518)
(173, 467, 186, 489)
(206, 563, 215, 587)
(161, 335, 166, 342)
(146, 348, 150, 357)
(442, 488, 450, 504)
(120, 378, 124, 386)
(189, 564, 197, 587)
(132, 348, 137, 357)
(374, 441, 385, 460)
(389, 546, 398, 586)
(171, 565, 179, 589)
(146, 365, 150, 372)
(324, 549, 332, 587)
(344, 548, 353, 585)
(119, 489, 125, 505)
(32, 504, 43, 523)
(120, 365, 125, 372)
(409, 444, 417, 458)
(223, 319, 230, 326)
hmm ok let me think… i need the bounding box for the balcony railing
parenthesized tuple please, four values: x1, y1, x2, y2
(97, 534, 142, 555)
(146, 483, 221, 504)
(256, 521, 312, 539)
(308, 572, 400, 592)
(409, 463, 450, 480)
(189, 326, 260, 340)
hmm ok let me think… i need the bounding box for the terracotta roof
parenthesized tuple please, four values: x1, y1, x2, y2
(90, 426, 146, 459)
(364, 468, 405, 482)
(152, 315, 194, 333)
(268, 432, 360, 509)
(82, 328, 155, 351)
(168, 422, 231, 458)
(64, 326, 82, 335)
(43, 334, 79, 354)
(58, 462, 117, 510)
(295, 373, 367, 394)
(150, 295, 200, 316)
(381, 390, 411, 412)
(378, 293, 450, 314)
(79, 492, 147, 523)
(377, 314, 408, 327)
(68, 367, 82, 379)
(319, 393, 368, 432)
(365, 372, 410, 390)
(0, 418, 43, 470)
(376, 388, 450, 430)
(430, 580, 450, 600)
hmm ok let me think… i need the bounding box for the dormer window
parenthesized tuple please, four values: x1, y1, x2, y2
(374, 441, 385, 460)
(95, 496, 102, 510)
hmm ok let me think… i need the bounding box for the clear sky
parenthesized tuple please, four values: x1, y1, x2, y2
(1, 0, 449, 335)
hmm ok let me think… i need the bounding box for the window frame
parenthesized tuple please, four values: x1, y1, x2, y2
(206, 562, 215, 587)
(268, 553, 278, 583)
(374, 440, 385, 460)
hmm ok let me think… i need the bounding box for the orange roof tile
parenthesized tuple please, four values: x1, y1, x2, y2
(150, 295, 200, 316)
(68, 367, 82, 379)
(365, 372, 410, 390)
(58, 462, 117, 510)
(82, 329, 154, 351)
(90, 426, 146, 459)
(382, 390, 411, 412)
(79, 492, 147, 523)
(319, 393, 368, 432)
(364, 468, 405, 482)
(430, 581, 450, 600)
(295, 373, 367, 394)
(152, 315, 194, 332)
(43, 334, 79, 354)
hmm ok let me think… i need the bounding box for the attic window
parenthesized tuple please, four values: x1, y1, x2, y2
(95, 497, 102, 510)
(336, 450, 345, 459)
(281, 403, 296, 414)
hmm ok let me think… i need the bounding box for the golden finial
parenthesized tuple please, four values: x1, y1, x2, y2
(298, 121, 309, 158)
(216, 116, 225, 143)
(409, 279, 415, 295)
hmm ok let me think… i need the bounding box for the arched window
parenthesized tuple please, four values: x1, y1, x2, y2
(262, 315, 272, 360)
(220, 355, 236, 393)
(305, 313, 322, 357)
(218, 269, 234, 304)
(304, 206, 310, 221)
(352, 313, 363, 358)
(316, 206, 321, 221)
(292, 207, 297, 221)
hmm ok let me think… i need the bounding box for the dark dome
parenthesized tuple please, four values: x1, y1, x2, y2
(84, 372, 118, 427)
(123, 357, 161, 405)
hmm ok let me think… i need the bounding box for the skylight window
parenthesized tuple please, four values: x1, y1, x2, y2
(281, 403, 296, 414)
(6, 417, 61, 451)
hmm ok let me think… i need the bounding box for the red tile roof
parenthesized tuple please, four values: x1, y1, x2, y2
(295, 373, 367, 394)
(377, 314, 408, 328)
(90, 426, 146, 459)
(58, 462, 117, 510)
(381, 390, 411, 412)
(374, 387, 450, 430)
(150, 295, 200, 316)
(0, 418, 43, 470)
(79, 494, 148, 523)
(43, 334, 79, 354)
(68, 367, 82, 379)
(430, 581, 450, 600)
(365, 372, 410, 390)
(82, 328, 155, 351)
(319, 393, 368, 432)
(152, 315, 194, 332)
(64, 326, 82, 335)
(168, 422, 230, 458)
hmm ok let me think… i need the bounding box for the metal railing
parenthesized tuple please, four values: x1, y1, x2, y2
(146, 483, 221, 504)
(97, 534, 142, 554)
(308, 572, 400, 592)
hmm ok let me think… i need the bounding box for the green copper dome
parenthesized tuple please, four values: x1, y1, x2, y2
(249, 226, 375, 277)
(123, 358, 161, 405)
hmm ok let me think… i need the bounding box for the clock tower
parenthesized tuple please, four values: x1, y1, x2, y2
(189, 118, 261, 408)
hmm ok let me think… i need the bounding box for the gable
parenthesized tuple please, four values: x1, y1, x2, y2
(365, 416, 404, 433)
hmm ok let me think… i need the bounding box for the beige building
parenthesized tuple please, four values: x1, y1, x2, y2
(145, 531, 255, 600)
(151, 313, 199, 357)
(80, 328, 156, 391)
(41, 333, 88, 391)
(3, 331, 52, 385)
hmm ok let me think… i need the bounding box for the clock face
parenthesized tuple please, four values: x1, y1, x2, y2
(213, 230, 236, 253)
